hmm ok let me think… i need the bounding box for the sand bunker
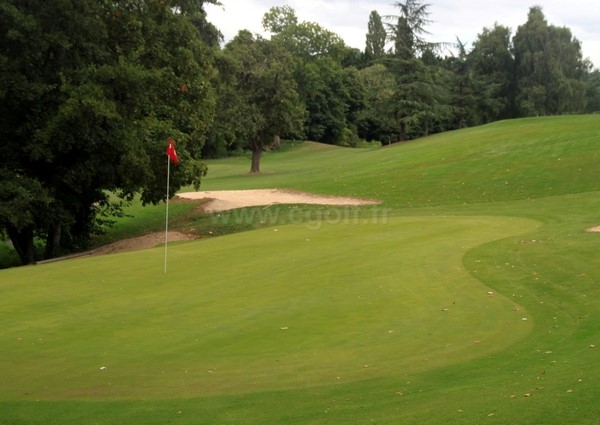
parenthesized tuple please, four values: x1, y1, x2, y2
(586, 225, 600, 233)
(75, 189, 380, 258)
(177, 189, 381, 212)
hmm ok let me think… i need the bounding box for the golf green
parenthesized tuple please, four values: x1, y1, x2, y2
(0, 215, 537, 400)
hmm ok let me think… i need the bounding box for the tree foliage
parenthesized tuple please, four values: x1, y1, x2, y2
(365, 11, 386, 60)
(213, 31, 305, 173)
(468, 24, 516, 123)
(0, 0, 217, 264)
(514, 6, 587, 115)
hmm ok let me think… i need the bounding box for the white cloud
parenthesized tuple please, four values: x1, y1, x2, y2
(205, 0, 600, 67)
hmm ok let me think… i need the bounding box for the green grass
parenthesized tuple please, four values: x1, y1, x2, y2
(90, 197, 201, 248)
(1, 115, 600, 424)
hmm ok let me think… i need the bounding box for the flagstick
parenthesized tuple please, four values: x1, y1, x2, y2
(164, 156, 170, 274)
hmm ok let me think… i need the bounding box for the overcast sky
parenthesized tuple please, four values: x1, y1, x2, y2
(205, 0, 600, 68)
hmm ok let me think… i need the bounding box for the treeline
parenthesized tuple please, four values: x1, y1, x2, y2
(204, 1, 600, 160)
(1, 0, 598, 265)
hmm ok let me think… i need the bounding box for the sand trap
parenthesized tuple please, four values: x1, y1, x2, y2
(54, 190, 380, 260)
(586, 225, 600, 233)
(177, 189, 381, 212)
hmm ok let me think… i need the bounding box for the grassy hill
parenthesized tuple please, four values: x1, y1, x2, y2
(1, 115, 599, 424)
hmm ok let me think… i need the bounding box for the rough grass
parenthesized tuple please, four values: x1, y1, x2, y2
(1, 115, 599, 424)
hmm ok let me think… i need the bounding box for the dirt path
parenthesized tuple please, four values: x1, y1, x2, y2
(90, 231, 195, 255)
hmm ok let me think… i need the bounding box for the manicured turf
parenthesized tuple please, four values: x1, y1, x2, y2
(1, 115, 599, 424)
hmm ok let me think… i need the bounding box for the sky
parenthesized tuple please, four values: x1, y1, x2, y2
(204, 0, 600, 68)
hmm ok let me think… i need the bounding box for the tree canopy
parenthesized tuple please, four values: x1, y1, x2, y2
(0, 0, 218, 264)
(211, 30, 305, 173)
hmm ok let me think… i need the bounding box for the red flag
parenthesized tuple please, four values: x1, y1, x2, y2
(166, 137, 179, 165)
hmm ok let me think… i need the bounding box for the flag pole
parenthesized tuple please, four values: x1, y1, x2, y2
(164, 155, 170, 274)
(164, 137, 178, 274)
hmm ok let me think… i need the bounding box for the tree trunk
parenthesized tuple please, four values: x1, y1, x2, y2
(423, 119, 430, 136)
(272, 135, 281, 149)
(6, 225, 35, 265)
(399, 122, 407, 141)
(44, 223, 62, 260)
(250, 145, 262, 173)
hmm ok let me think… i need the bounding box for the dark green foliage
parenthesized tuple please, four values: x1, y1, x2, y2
(356, 64, 399, 143)
(0, 0, 217, 264)
(210, 31, 305, 173)
(468, 24, 516, 123)
(584, 70, 600, 112)
(514, 6, 588, 116)
(365, 10, 386, 61)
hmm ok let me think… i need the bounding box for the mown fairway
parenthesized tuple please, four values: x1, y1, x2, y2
(1, 115, 599, 424)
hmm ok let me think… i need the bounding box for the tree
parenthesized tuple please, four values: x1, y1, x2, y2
(444, 38, 477, 129)
(468, 24, 516, 123)
(261, 4, 298, 34)
(513, 6, 587, 116)
(262, 6, 348, 62)
(386, 0, 433, 57)
(357, 64, 399, 143)
(584, 70, 600, 113)
(263, 6, 363, 146)
(382, 0, 449, 140)
(215, 31, 305, 173)
(295, 57, 349, 144)
(0, 0, 218, 264)
(365, 11, 386, 60)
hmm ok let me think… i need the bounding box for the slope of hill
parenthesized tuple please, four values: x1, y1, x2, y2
(1, 115, 599, 424)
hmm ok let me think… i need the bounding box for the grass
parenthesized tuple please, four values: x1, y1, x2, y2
(1, 115, 599, 424)
(90, 197, 201, 248)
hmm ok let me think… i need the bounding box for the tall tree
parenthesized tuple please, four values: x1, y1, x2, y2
(513, 6, 587, 115)
(261, 4, 298, 34)
(295, 57, 350, 144)
(357, 64, 399, 143)
(365, 11, 386, 60)
(444, 38, 477, 129)
(0, 0, 218, 264)
(386, 0, 433, 57)
(468, 24, 516, 123)
(263, 6, 363, 146)
(215, 31, 305, 173)
(383, 0, 449, 140)
(262, 6, 348, 62)
(584, 70, 600, 113)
